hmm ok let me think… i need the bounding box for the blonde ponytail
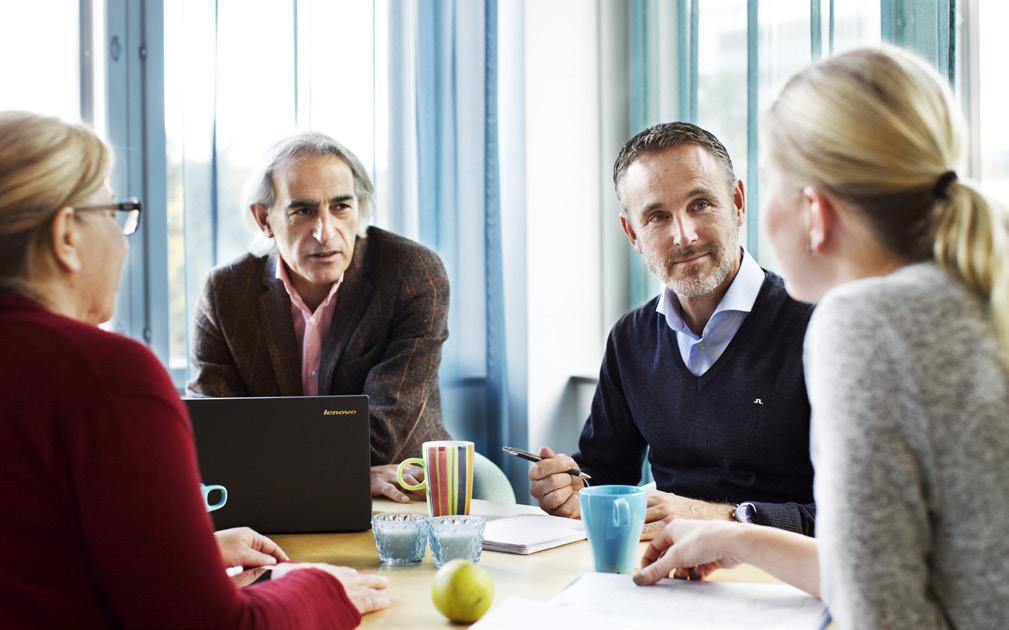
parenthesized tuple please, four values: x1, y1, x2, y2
(933, 181, 1009, 367)
(764, 45, 1009, 370)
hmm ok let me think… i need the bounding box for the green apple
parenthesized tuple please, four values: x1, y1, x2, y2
(431, 559, 494, 623)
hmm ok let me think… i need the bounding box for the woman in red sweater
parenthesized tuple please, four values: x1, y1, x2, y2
(0, 110, 389, 628)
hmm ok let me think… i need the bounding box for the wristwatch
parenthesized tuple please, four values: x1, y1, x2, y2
(734, 502, 756, 524)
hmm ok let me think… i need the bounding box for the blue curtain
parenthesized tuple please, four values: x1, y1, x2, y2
(388, 0, 511, 475)
(627, 0, 699, 308)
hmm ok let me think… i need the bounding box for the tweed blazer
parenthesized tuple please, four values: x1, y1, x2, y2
(186, 226, 452, 464)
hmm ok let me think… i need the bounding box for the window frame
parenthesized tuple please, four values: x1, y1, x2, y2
(97, 0, 175, 381)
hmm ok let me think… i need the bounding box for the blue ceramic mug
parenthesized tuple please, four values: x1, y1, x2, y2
(200, 483, 228, 512)
(579, 485, 647, 573)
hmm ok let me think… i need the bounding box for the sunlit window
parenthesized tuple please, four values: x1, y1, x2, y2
(696, 0, 749, 209)
(694, 0, 880, 269)
(831, 0, 882, 54)
(0, 1, 81, 122)
(977, 1, 1009, 201)
(755, 0, 880, 269)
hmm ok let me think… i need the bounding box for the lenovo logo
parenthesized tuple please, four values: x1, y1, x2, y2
(322, 409, 358, 416)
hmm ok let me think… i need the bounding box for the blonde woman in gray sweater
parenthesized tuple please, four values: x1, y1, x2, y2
(634, 45, 1009, 629)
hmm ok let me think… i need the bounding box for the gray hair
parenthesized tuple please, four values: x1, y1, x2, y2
(244, 131, 374, 252)
(612, 121, 737, 205)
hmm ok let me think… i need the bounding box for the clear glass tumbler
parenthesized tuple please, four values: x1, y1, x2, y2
(372, 513, 429, 565)
(427, 515, 486, 568)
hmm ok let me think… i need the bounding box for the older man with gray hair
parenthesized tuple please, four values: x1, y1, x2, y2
(187, 132, 451, 501)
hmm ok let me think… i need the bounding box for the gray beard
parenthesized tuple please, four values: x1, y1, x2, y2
(645, 237, 739, 299)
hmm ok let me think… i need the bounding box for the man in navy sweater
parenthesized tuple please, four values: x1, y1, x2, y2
(530, 122, 815, 537)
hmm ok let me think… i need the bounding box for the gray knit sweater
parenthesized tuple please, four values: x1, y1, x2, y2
(806, 262, 1009, 629)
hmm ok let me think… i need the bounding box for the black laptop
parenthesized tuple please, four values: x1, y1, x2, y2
(184, 395, 371, 534)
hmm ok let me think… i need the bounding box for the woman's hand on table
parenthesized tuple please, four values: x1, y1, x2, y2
(273, 563, 391, 614)
(215, 527, 289, 587)
(634, 518, 747, 585)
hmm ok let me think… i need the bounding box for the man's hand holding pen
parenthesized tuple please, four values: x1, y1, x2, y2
(528, 446, 587, 518)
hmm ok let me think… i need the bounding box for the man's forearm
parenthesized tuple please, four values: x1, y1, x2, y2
(690, 499, 735, 521)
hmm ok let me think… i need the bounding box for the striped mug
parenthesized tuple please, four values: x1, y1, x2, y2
(396, 440, 474, 516)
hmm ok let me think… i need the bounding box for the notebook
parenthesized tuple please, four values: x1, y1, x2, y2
(482, 513, 586, 554)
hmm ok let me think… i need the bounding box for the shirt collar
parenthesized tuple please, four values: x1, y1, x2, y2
(276, 259, 342, 316)
(656, 247, 764, 333)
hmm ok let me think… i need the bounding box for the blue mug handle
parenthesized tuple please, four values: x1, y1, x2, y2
(612, 497, 630, 527)
(201, 483, 228, 512)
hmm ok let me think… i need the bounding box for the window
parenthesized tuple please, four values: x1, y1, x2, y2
(695, 0, 749, 234)
(975, 1, 1009, 200)
(832, 0, 883, 53)
(689, 0, 881, 269)
(629, 1, 915, 300)
(1, 1, 82, 121)
(753, 1, 881, 268)
(0, 1, 106, 134)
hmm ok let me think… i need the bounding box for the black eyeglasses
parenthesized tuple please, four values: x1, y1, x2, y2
(74, 197, 142, 235)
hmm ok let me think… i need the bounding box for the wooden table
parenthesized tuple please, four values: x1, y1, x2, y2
(273, 499, 778, 628)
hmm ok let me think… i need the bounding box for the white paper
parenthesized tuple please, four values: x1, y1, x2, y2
(471, 597, 600, 629)
(482, 514, 586, 554)
(470, 499, 546, 519)
(548, 572, 828, 630)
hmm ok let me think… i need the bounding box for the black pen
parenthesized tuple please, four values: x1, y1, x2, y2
(502, 446, 592, 480)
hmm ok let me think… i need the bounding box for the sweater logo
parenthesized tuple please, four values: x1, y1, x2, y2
(753, 398, 764, 405)
(323, 409, 358, 415)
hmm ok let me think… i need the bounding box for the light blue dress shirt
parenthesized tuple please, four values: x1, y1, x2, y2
(656, 248, 765, 376)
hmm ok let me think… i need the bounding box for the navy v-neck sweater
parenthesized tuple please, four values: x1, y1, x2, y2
(574, 270, 816, 534)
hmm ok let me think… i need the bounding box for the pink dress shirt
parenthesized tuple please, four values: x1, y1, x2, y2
(276, 262, 342, 396)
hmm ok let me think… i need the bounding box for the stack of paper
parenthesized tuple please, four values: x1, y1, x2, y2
(482, 514, 586, 554)
(473, 573, 828, 629)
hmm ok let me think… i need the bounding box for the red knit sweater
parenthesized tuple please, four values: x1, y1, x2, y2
(0, 293, 361, 629)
